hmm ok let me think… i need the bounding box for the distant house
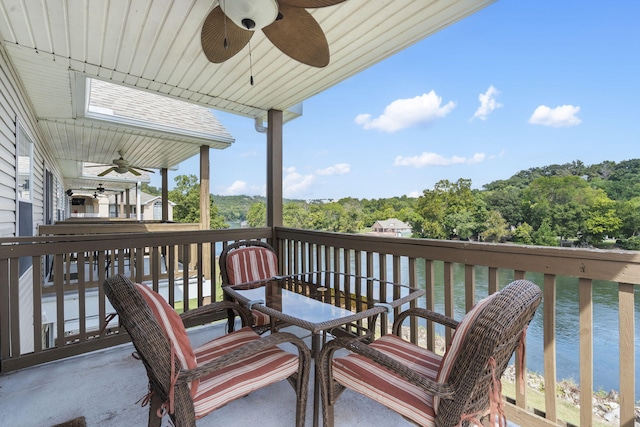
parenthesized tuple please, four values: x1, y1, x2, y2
(371, 218, 412, 237)
(69, 190, 175, 220)
(108, 191, 175, 221)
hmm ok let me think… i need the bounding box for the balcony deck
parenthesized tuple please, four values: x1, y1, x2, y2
(0, 321, 416, 427)
(1, 226, 637, 426)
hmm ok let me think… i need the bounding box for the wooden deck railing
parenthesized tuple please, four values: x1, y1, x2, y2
(273, 227, 639, 427)
(0, 226, 637, 426)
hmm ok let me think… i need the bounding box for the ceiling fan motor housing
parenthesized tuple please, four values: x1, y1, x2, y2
(220, 0, 278, 30)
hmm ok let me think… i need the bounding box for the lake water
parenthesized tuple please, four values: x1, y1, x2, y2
(380, 257, 640, 396)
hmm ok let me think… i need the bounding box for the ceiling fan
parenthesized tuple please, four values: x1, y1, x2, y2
(89, 151, 154, 177)
(201, 0, 347, 69)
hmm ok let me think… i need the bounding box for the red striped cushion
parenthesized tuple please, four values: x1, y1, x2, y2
(134, 283, 199, 397)
(192, 327, 299, 419)
(226, 247, 278, 285)
(252, 310, 271, 327)
(332, 334, 442, 427)
(433, 293, 496, 413)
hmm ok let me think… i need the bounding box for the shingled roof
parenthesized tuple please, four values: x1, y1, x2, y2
(88, 79, 233, 140)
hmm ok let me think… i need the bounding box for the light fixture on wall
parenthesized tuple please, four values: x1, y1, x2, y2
(66, 189, 73, 196)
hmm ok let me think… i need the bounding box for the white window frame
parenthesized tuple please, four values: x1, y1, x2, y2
(16, 121, 34, 204)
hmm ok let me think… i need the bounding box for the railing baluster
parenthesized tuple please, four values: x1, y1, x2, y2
(32, 256, 42, 353)
(619, 282, 636, 427)
(408, 257, 418, 344)
(578, 277, 593, 426)
(543, 273, 558, 422)
(465, 264, 475, 311)
(78, 252, 87, 342)
(424, 259, 435, 352)
(443, 261, 454, 345)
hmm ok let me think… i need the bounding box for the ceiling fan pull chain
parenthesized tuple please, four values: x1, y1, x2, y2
(249, 40, 254, 86)
(222, 0, 228, 49)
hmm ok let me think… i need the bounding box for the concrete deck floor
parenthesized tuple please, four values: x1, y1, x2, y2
(0, 322, 417, 427)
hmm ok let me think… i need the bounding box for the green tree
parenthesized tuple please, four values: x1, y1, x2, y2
(414, 178, 476, 239)
(617, 197, 640, 237)
(246, 202, 266, 227)
(532, 220, 558, 246)
(283, 202, 308, 229)
(141, 183, 161, 196)
(582, 193, 621, 244)
(168, 175, 228, 229)
(512, 222, 534, 245)
(480, 210, 511, 242)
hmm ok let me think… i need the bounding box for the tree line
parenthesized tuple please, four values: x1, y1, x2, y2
(143, 158, 640, 250)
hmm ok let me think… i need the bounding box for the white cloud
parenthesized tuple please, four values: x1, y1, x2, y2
(472, 85, 502, 121)
(393, 152, 487, 168)
(220, 180, 265, 196)
(407, 191, 422, 198)
(221, 180, 249, 195)
(283, 167, 315, 198)
(355, 91, 456, 133)
(529, 105, 582, 127)
(316, 163, 351, 176)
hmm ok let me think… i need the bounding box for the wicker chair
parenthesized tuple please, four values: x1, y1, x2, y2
(103, 274, 311, 427)
(219, 240, 279, 334)
(317, 279, 542, 427)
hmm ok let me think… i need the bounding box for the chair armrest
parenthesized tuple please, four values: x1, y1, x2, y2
(179, 301, 252, 328)
(317, 336, 454, 399)
(392, 307, 459, 336)
(176, 331, 311, 384)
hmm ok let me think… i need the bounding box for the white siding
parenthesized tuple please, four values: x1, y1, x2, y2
(0, 42, 66, 354)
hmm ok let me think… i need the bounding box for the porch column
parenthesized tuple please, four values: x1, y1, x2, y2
(161, 167, 169, 221)
(136, 181, 141, 221)
(266, 109, 283, 228)
(125, 189, 131, 218)
(200, 145, 211, 280)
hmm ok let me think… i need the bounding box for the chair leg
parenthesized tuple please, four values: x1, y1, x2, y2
(147, 388, 164, 427)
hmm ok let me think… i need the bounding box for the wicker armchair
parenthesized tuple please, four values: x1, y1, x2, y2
(317, 279, 542, 427)
(219, 240, 279, 334)
(103, 274, 311, 427)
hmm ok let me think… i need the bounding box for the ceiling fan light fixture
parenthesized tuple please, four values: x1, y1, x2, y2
(220, 0, 278, 30)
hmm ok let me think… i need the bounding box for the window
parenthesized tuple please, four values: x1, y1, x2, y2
(153, 200, 162, 220)
(17, 122, 34, 276)
(17, 124, 33, 202)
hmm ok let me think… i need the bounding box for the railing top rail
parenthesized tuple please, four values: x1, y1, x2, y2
(275, 227, 640, 284)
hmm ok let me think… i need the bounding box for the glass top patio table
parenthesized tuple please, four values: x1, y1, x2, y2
(223, 271, 425, 335)
(223, 271, 425, 427)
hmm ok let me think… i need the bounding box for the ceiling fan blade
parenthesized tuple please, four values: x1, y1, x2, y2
(278, 0, 346, 8)
(132, 167, 155, 173)
(128, 168, 142, 177)
(98, 167, 116, 177)
(201, 6, 253, 63)
(263, 4, 329, 67)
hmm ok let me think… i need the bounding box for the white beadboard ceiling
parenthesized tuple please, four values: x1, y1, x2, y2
(0, 0, 496, 191)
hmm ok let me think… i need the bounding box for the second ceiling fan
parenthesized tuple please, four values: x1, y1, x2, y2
(90, 151, 154, 177)
(201, 0, 347, 68)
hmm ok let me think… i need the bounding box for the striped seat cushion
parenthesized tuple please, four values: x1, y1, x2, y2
(226, 246, 278, 327)
(332, 334, 443, 427)
(433, 293, 496, 413)
(192, 326, 299, 419)
(134, 283, 199, 398)
(226, 247, 278, 284)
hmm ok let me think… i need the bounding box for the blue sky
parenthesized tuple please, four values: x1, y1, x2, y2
(151, 0, 640, 200)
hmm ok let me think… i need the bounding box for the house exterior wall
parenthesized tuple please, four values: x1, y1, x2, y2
(0, 42, 64, 237)
(1, 42, 66, 353)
